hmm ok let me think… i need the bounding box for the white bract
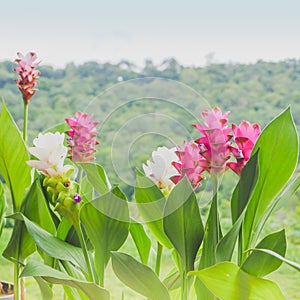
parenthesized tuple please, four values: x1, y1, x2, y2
(143, 146, 179, 193)
(27, 132, 73, 176)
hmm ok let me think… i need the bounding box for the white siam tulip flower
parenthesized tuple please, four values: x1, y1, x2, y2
(143, 146, 179, 193)
(27, 132, 73, 176)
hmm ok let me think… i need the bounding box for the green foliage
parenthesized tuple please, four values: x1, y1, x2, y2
(163, 177, 203, 273)
(216, 153, 259, 263)
(129, 219, 151, 264)
(13, 213, 88, 272)
(3, 180, 56, 263)
(242, 108, 298, 261)
(135, 169, 172, 248)
(248, 248, 300, 272)
(0, 181, 5, 236)
(111, 252, 170, 300)
(79, 163, 111, 195)
(242, 230, 286, 277)
(80, 187, 130, 285)
(231, 151, 259, 223)
(190, 262, 285, 300)
(0, 100, 31, 211)
(0, 59, 299, 299)
(20, 262, 109, 300)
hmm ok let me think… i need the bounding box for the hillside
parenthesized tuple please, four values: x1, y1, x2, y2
(1, 58, 300, 195)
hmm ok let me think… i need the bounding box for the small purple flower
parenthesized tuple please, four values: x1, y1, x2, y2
(73, 193, 82, 203)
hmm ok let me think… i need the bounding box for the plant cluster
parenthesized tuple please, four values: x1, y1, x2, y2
(0, 53, 299, 300)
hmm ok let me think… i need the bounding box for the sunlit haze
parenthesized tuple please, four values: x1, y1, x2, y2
(1, 0, 299, 67)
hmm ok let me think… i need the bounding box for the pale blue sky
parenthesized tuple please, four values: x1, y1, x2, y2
(1, 0, 299, 67)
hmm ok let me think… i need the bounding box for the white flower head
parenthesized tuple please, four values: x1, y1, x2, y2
(143, 146, 179, 193)
(27, 132, 73, 176)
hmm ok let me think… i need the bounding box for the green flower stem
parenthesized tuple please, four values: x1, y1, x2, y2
(14, 262, 20, 300)
(23, 103, 29, 142)
(238, 230, 243, 266)
(77, 166, 83, 186)
(74, 223, 96, 283)
(155, 242, 163, 276)
(211, 174, 221, 241)
(21, 276, 25, 300)
(181, 271, 188, 300)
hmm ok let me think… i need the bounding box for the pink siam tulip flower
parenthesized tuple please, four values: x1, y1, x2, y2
(15, 52, 40, 104)
(171, 141, 205, 189)
(194, 107, 232, 174)
(228, 120, 261, 175)
(65, 112, 99, 162)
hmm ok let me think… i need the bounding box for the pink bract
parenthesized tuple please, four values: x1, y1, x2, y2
(228, 120, 261, 175)
(171, 141, 205, 189)
(15, 52, 40, 104)
(194, 107, 232, 174)
(65, 112, 99, 162)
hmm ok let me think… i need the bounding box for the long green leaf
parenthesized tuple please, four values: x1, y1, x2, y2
(231, 151, 259, 223)
(111, 252, 170, 300)
(0, 180, 5, 236)
(216, 212, 244, 263)
(135, 169, 172, 249)
(163, 176, 203, 272)
(10, 213, 88, 272)
(129, 218, 151, 264)
(216, 153, 259, 262)
(248, 248, 300, 272)
(81, 175, 94, 201)
(34, 276, 54, 300)
(0, 99, 31, 211)
(80, 186, 130, 285)
(79, 162, 111, 195)
(196, 177, 221, 300)
(21, 262, 109, 300)
(255, 173, 300, 244)
(198, 190, 219, 269)
(242, 230, 286, 277)
(243, 108, 298, 256)
(3, 180, 56, 263)
(190, 262, 285, 300)
(163, 269, 181, 291)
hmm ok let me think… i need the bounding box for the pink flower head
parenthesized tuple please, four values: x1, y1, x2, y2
(171, 141, 205, 189)
(65, 112, 99, 162)
(194, 107, 232, 174)
(15, 52, 40, 104)
(228, 120, 261, 175)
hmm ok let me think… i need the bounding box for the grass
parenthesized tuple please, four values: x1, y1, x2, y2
(0, 227, 299, 299)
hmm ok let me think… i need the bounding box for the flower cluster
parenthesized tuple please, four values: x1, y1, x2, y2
(194, 107, 232, 174)
(66, 111, 99, 162)
(144, 107, 260, 190)
(27, 132, 82, 218)
(15, 52, 40, 104)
